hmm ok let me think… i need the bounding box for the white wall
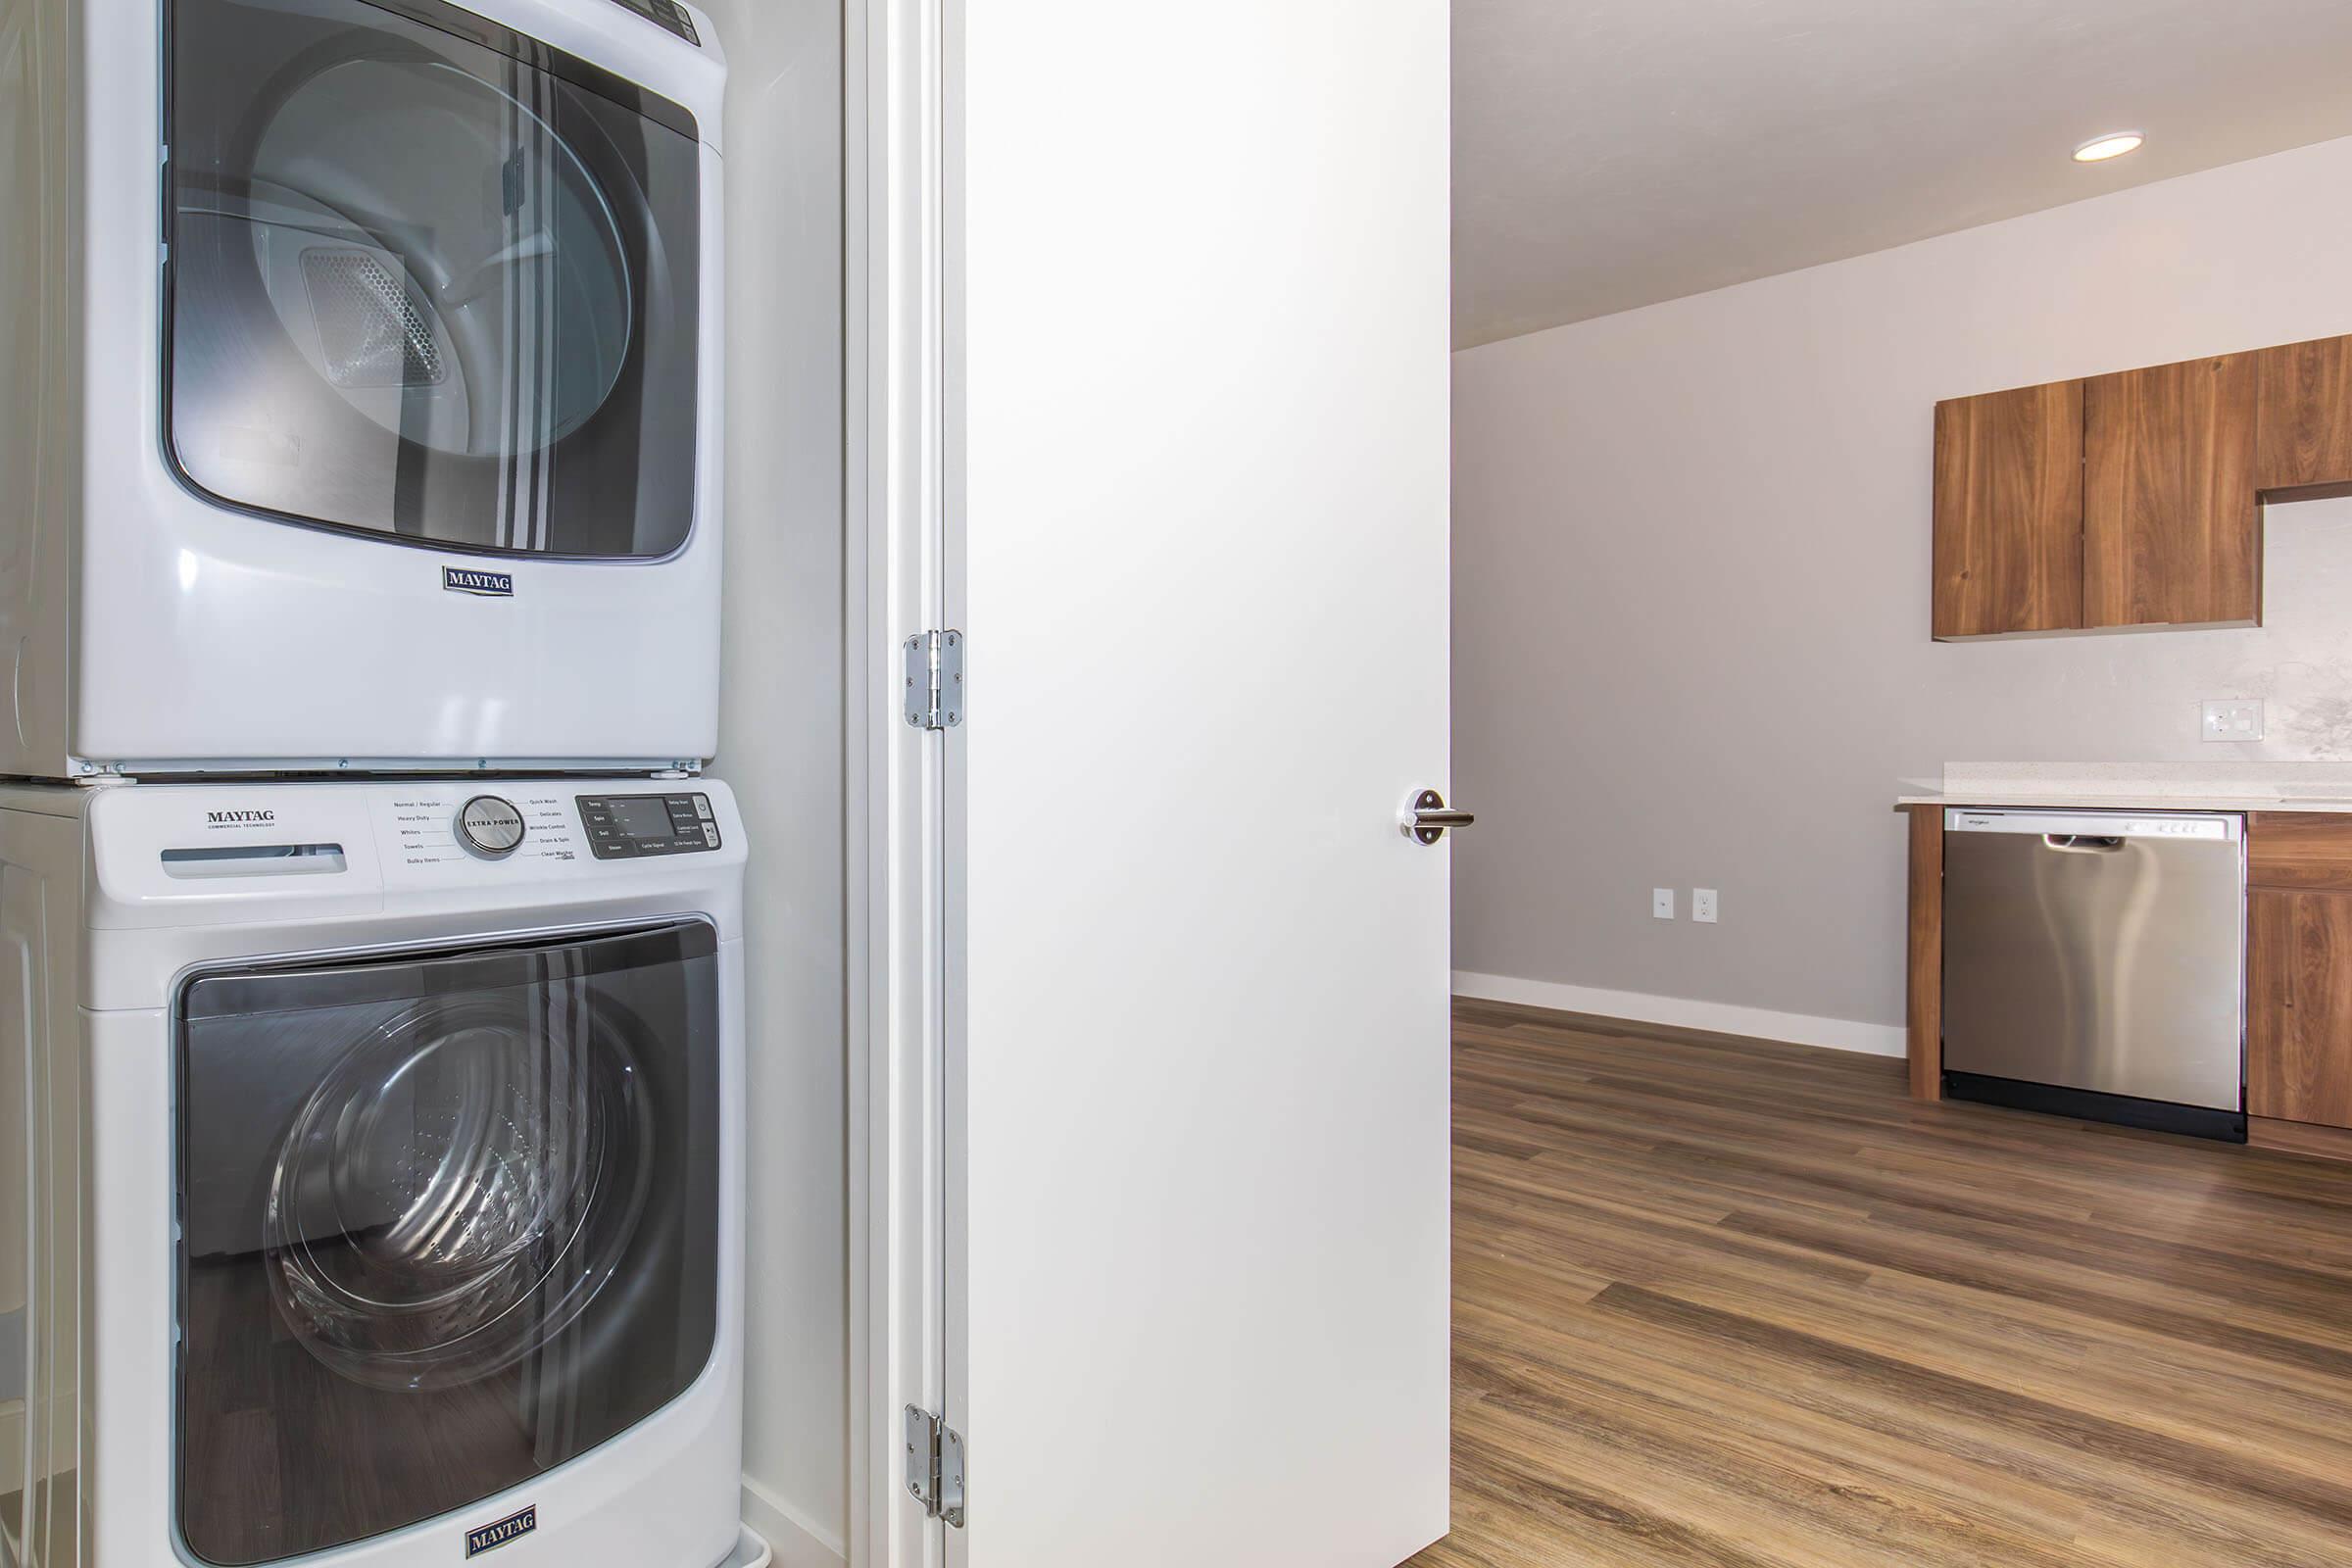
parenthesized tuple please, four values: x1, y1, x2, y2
(706, 0, 848, 1562)
(1452, 133, 2352, 1047)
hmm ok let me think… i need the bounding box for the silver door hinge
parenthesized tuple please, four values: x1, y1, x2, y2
(904, 1405, 965, 1527)
(904, 629, 965, 731)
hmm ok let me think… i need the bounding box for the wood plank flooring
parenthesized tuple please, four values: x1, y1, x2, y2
(1406, 999, 2352, 1568)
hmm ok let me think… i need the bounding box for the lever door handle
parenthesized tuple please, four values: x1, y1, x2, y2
(1404, 789, 1476, 845)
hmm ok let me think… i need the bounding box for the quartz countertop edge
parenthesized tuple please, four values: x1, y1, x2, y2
(1900, 761, 2352, 815)
(1897, 790, 2352, 814)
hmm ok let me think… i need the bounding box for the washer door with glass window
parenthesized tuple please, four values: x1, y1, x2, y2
(176, 922, 719, 1567)
(167, 0, 700, 557)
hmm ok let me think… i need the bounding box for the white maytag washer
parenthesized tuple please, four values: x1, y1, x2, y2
(0, 778, 747, 1568)
(0, 0, 727, 777)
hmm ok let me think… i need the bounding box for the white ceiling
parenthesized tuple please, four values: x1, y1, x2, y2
(1453, 0, 2352, 348)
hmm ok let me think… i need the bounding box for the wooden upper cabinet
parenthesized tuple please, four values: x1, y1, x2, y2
(1932, 381, 2084, 638)
(2255, 334, 2352, 498)
(2082, 354, 2260, 629)
(1930, 334, 2352, 641)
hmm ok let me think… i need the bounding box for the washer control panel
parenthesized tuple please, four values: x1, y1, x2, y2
(374, 787, 580, 875)
(92, 781, 741, 922)
(577, 792, 722, 858)
(455, 795, 528, 858)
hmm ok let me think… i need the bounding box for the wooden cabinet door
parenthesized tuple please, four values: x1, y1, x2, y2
(2249, 810, 2352, 891)
(2082, 354, 2260, 628)
(2249, 890, 2352, 1129)
(2255, 334, 2352, 499)
(1932, 381, 2083, 638)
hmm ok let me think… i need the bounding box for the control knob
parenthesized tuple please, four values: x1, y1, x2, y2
(457, 795, 527, 858)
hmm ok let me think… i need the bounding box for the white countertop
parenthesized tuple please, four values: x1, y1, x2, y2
(1897, 762, 2352, 815)
(1897, 789, 2352, 814)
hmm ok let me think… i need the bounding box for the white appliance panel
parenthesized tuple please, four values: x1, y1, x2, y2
(0, 778, 748, 1568)
(0, 0, 729, 777)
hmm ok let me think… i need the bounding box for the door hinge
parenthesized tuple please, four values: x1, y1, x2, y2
(903, 629, 965, 731)
(903, 1405, 965, 1528)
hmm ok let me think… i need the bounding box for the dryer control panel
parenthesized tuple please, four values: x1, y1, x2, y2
(605, 0, 701, 45)
(576, 792, 722, 858)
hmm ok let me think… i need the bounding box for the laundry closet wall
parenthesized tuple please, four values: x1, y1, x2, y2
(705, 0, 850, 1563)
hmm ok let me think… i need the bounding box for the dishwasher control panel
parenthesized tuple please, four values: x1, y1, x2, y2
(1946, 809, 2237, 841)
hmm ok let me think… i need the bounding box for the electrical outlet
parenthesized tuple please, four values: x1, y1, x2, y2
(2202, 700, 2264, 742)
(1692, 889, 1718, 923)
(1652, 888, 1675, 920)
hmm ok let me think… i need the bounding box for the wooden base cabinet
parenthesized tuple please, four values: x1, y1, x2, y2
(1905, 804, 1942, 1102)
(2248, 890, 2352, 1129)
(2246, 813, 2352, 1136)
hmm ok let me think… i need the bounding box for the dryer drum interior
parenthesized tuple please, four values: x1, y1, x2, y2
(165, 0, 704, 559)
(175, 921, 720, 1568)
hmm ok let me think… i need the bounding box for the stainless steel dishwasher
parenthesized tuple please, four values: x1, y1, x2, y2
(1941, 808, 2246, 1141)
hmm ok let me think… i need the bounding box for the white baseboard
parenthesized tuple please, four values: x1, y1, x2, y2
(1452, 971, 1905, 1059)
(741, 1477, 848, 1568)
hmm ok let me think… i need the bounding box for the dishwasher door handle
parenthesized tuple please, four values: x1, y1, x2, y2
(2044, 834, 2126, 854)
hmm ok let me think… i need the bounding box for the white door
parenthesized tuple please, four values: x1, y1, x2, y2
(935, 4, 1454, 1564)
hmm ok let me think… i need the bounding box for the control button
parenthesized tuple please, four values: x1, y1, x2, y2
(703, 824, 720, 848)
(695, 796, 714, 821)
(456, 795, 527, 858)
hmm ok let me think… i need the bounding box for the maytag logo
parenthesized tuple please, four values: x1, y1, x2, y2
(206, 809, 276, 826)
(444, 565, 514, 598)
(464, 1505, 536, 1558)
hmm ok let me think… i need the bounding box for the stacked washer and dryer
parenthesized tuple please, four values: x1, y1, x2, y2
(0, 2, 751, 1566)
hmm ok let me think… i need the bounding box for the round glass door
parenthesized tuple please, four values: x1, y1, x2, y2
(168, 0, 703, 557)
(265, 993, 653, 1393)
(176, 922, 719, 1567)
(236, 58, 635, 459)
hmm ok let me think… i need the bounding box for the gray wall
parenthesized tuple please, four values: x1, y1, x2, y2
(706, 0, 848, 1558)
(1453, 133, 2352, 1040)
(0, 1308, 22, 1400)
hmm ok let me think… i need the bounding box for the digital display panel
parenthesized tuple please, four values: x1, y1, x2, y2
(577, 792, 715, 858)
(610, 797, 677, 839)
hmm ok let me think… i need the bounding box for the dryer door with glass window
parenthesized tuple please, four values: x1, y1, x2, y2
(175, 921, 718, 1567)
(167, 0, 701, 558)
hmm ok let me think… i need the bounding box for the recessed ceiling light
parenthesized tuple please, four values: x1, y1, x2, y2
(2073, 131, 2145, 164)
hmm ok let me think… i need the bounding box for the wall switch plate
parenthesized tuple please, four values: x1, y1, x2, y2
(2202, 700, 2265, 742)
(1652, 888, 1675, 920)
(1692, 889, 1718, 923)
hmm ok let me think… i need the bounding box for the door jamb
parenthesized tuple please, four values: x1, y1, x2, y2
(847, 0, 949, 1562)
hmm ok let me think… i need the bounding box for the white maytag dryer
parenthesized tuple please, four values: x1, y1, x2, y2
(0, 0, 727, 777)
